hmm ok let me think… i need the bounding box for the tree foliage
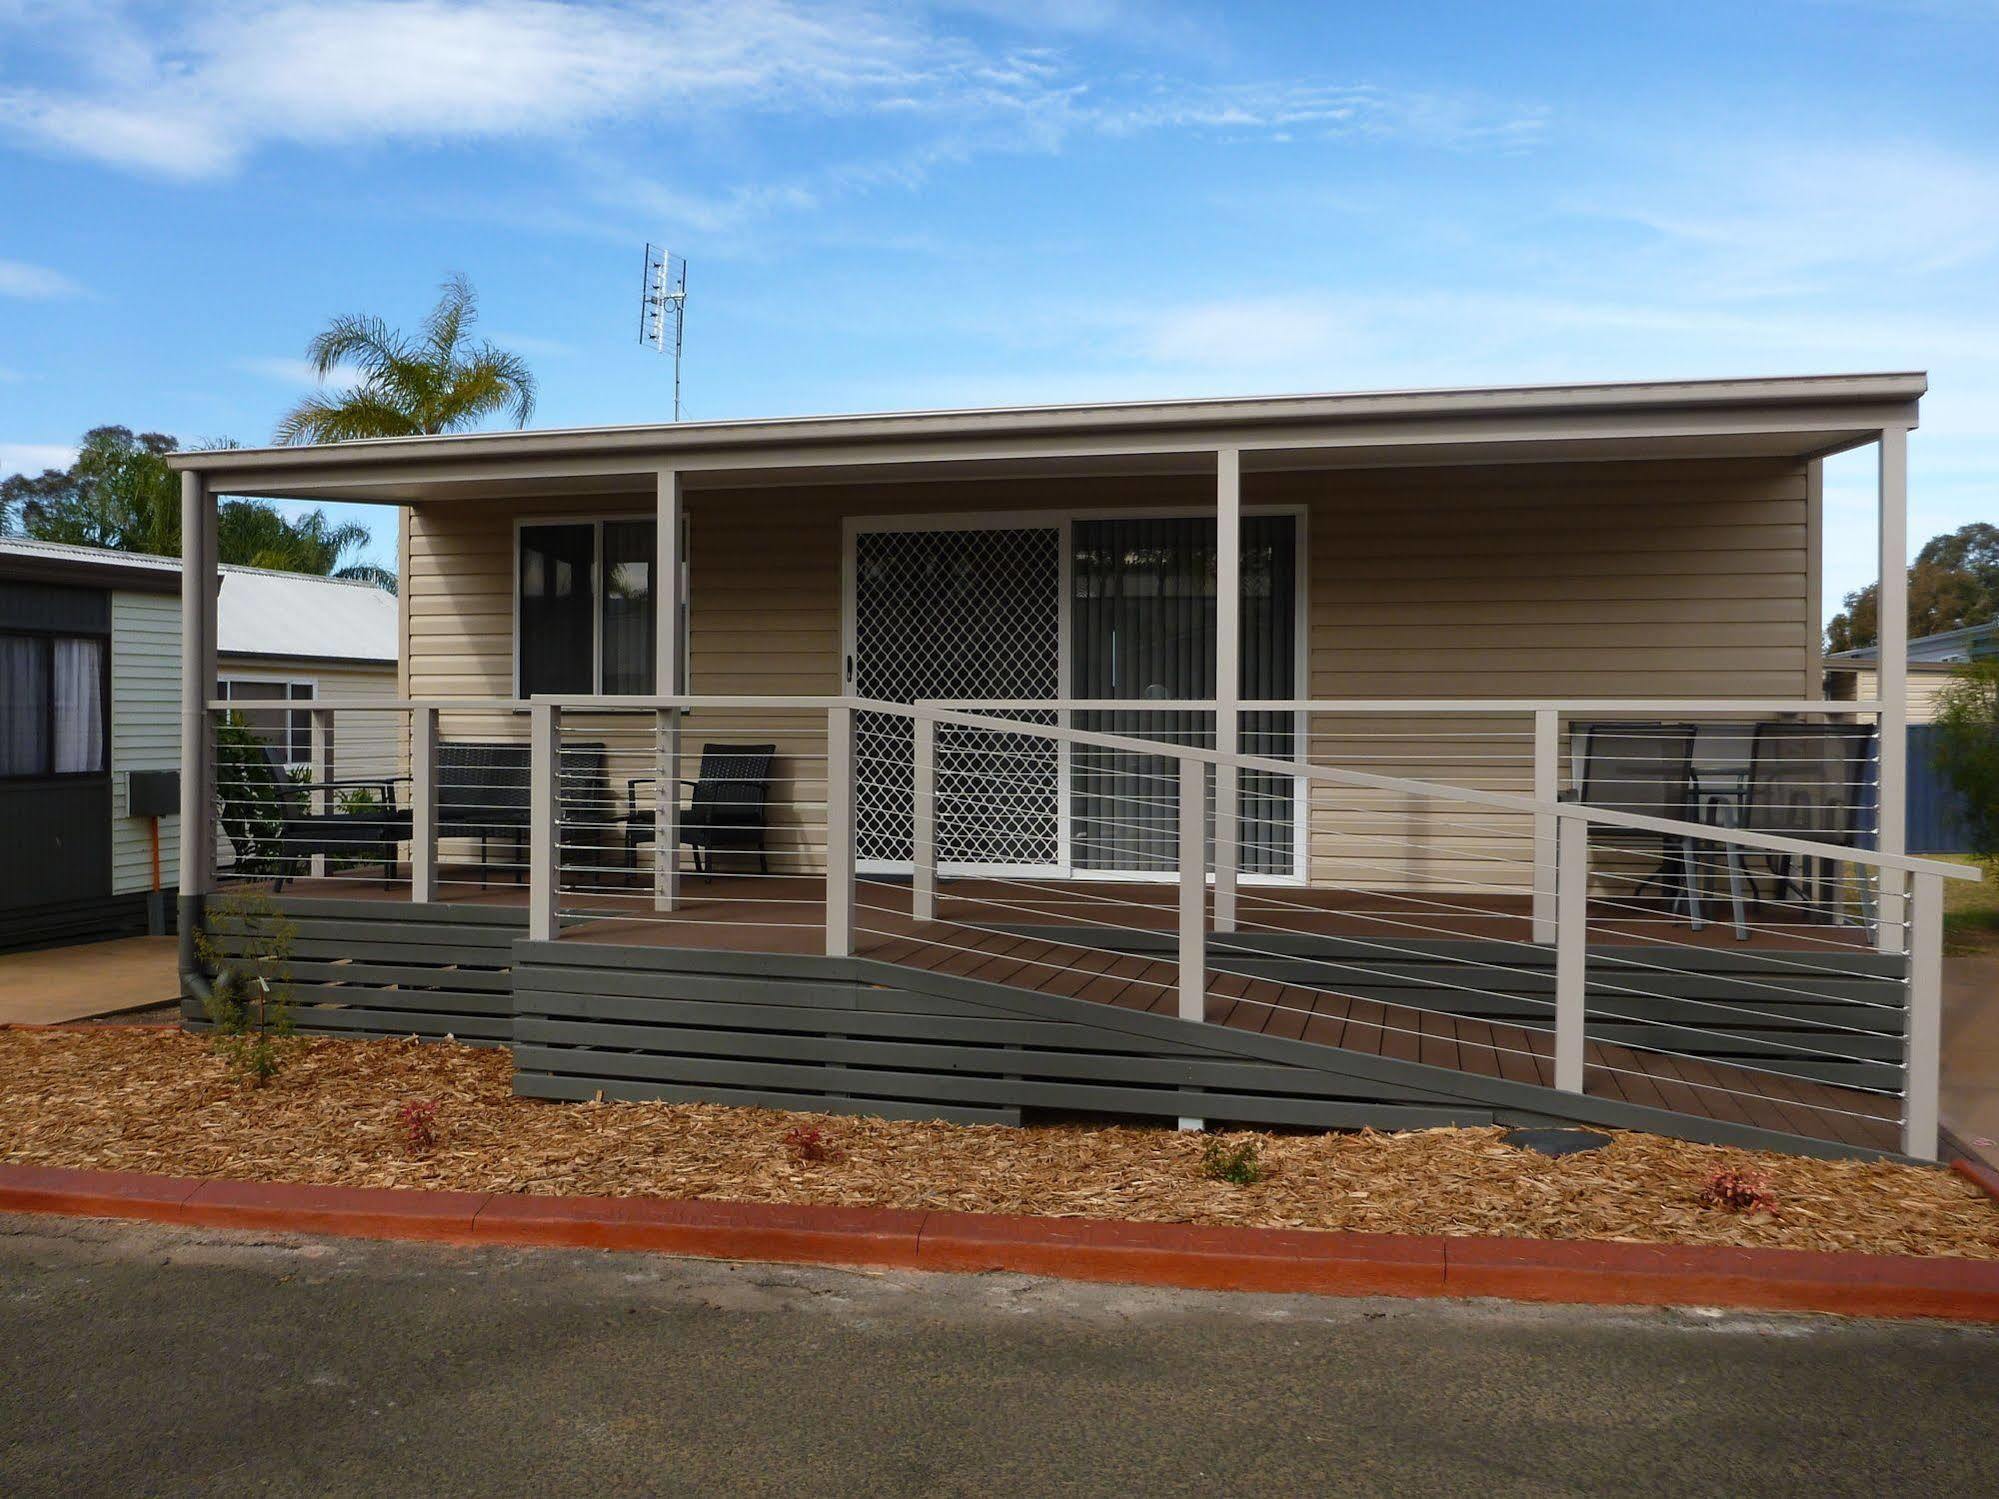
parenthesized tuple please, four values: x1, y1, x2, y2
(275, 273, 536, 444)
(0, 425, 395, 592)
(1932, 662, 1999, 871)
(1828, 523, 1999, 653)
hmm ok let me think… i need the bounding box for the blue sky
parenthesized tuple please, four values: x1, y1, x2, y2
(2, 0, 1995, 618)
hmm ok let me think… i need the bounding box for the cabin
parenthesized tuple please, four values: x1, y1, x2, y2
(163, 375, 1973, 1160)
(0, 536, 395, 950)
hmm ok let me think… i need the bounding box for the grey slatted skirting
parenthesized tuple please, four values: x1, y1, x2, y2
(189, 898, 527, 1044)
(511, 941, 1501, 1131)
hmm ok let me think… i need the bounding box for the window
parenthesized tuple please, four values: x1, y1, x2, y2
(0, 630, 106, 780)
(215, 679, 316, 767)
(516, 518, 686, 697)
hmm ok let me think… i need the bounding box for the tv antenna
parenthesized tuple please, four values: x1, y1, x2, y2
(638, 244, 688, 419)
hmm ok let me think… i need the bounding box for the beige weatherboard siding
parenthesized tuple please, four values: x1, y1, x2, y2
(1834, 663, 1961, 726)
(403, 455, 1815, 888)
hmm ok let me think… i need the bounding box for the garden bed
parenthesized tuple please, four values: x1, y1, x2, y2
(3, 1028, 1996, 1261)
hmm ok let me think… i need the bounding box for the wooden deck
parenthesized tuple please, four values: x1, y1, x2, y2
(224, 868, 1904, 1154)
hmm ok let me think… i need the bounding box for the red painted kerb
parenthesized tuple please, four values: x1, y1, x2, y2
(3, 1161, 1996, 1323)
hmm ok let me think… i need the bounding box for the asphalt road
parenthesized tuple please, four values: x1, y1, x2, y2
(3, 1213, 1997, 1498)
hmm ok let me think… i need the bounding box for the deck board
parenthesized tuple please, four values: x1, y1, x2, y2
(232, 868, 1902, 1152)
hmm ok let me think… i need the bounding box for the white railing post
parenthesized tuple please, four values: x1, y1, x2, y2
(308, 706, 334, 879)
(912, 715, 936, 923)
(1877, 424, 1910, 955)
(1903, 870, 1943, 1160)
(409, 705, 437, 904)
(1554, 813, 1588, 1094)
(825, 705, 854, 957)
(1177, 755, 1207, 1132)
(1532, 708, 1559, 944)
(527, 702, 559, 943)
(1214, 445, 1241, 934)
(654, 708, 680, 912)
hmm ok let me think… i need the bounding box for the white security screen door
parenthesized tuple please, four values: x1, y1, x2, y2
(848, 523, 1065, 873)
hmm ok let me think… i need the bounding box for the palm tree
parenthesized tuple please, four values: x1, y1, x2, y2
(216, 502, 399, 593)
(275, 274, 536, 445)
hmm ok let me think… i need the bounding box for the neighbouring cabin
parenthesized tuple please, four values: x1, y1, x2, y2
(167, 375, 1973, 1161)
(0, 537, 396, 952)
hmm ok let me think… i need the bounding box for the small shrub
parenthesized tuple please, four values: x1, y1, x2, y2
(1932, 662, 1999, 872)
(782, 1124, 841, 1164)
(1201, 1136, 1265, 1187)
(396, 1099, 440, 1154)
(190, 890, 299, 1086)
(1699, 1167, 1775, 1213)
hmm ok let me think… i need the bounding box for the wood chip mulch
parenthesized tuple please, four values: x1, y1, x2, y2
(4, 1029, 1996, 1261)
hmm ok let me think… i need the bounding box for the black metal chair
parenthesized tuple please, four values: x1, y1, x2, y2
(623, 743, 777, 880)
(1567, 722, 1700, 922)
(1743, 720, 1877, 922)
(253, 746, 411, 893)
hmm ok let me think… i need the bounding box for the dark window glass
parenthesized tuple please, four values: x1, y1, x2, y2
(601, 520, 657, 695)
(0, 635, 48, 777)
(519, 524, 596, 697)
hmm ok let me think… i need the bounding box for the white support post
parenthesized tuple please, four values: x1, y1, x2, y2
(825, 705, 854, 957)
(1876, 425, 1910, 954)
(1554, 813, 1588, 1095)
(177, 471, 216, 906)
(308, 707, 334, 879)
(1177, 755, 1207, 1132)
(1213, 446, 1241, 933)
(654, 468, 684, 913)
(912, 715, 936, 923)
(1903, 870, 1942, 1161)
(410, 706, 437, 904)
(1531, 708, 1560, 944)
(527, 703, 559, 943)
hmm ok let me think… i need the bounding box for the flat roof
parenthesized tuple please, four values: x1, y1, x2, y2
(162, 372, 1927, 504)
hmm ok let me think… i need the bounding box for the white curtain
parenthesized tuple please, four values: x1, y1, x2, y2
(52, 637, 104, 774)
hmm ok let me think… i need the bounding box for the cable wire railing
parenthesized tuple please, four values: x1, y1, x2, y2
(201, 692, 1970, 1160)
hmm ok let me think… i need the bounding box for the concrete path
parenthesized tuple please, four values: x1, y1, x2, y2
(0, 935, 178, 1025)
(3, 1214, 1995, 1497)
(1945, 950, 1999, 1164)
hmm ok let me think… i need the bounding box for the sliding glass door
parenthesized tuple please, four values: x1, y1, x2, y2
(846, 510, 1301, 880)
(1071, 515, 1298, 875)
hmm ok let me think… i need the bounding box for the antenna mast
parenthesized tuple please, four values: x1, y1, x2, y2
(638, 244, 688, 420)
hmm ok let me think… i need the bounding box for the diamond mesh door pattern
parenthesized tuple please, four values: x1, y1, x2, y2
(851, 527, 1063, 867)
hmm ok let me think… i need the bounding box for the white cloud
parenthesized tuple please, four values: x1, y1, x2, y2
(1580, 142, 1999, 293)
(0, 441, 78, 476)
(0, 257, 84, 298)
(0, 1, 982, 178)
(0, 1, 1544, 185)
(235, 355, 367, 387)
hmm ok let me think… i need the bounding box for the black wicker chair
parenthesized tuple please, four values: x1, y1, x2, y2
(435, 740, 611, 887)
(254, 745, 411, 893)
(622, 743, 777, 881)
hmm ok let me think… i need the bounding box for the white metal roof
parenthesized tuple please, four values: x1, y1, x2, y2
(0, 536, 397, 664)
